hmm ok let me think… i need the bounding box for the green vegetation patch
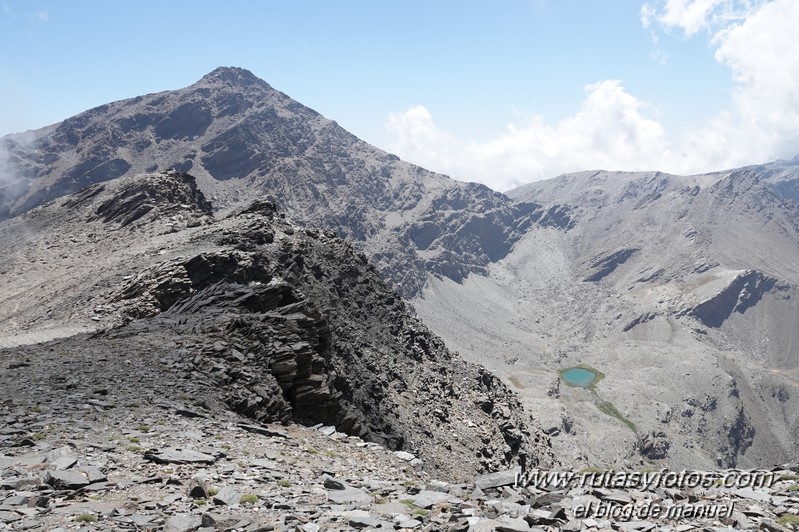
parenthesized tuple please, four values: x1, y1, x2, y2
(558, 364, 636, 433)
(595, 397, 637, 432)
(778, 514, 799, 527)
(240, 493, 259, 504)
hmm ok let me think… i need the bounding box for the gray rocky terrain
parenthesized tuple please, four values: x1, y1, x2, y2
(4, 360, 799, 532)
(414, 163, 799, 474)
(2, 66, 799, 530)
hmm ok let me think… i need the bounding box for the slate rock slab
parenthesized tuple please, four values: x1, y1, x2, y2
(45, 470, 89, 489)
(474, 468, 521, 490)
(326, 486, 370, 505)
(238, 423, 288, 438)
(163, 514, 202, 532)
(144, 448, 216, 464)
(45, 447, 79, 470)
(213, 486, 241, 506)
(323, 476, 348, 490)
(412, 490, 454, 509)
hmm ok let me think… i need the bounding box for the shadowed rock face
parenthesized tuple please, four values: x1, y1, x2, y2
(0, 66, 573, 297)
(686, 270, 786, 328)
(584, 248, 639, 282)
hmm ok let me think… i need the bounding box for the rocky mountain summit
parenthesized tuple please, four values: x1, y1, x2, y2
(0, 66, 572, 297)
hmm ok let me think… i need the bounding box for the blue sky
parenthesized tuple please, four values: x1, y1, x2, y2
(1, 1, 797, 190)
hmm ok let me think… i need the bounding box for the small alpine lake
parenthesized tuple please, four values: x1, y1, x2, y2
(561, 367, 599, 388)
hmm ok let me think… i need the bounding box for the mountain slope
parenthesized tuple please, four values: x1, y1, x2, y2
(413, 167, 799, 470)
(748, 154, 799, 204)
(0, 66, 571, 297)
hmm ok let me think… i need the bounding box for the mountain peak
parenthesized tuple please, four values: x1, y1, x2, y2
(198, 66, 268, 88)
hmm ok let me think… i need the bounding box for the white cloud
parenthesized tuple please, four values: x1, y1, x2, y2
(0, 131, 37, 214)
(644, 0, 767, 36)
(385, 0, 799, 191)
(387, 82, 674, 191)
(713, 0, 799, 152)
(666, 0, 799, 167)
(640, 3, 656, 28)
(654, 0, 723, 36)
(386, 106, 462, 174)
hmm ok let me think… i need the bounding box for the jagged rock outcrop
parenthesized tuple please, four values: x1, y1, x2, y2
(161, 280, 340, 428)
(638, 431, 670, 460)
(110, 251, 272, 318)
(71, 170, 213, 228)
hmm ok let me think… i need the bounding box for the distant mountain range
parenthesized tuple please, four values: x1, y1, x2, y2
(2, 66, 798, 471)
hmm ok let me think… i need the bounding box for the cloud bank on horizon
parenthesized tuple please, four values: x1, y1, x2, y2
(386, 0, 799, 192)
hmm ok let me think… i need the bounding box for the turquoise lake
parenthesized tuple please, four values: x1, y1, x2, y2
(562, 367, 597, 387)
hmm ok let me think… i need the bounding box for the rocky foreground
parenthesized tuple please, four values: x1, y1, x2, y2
(2, 337, 799, 532)
(2, 368, 799, 532)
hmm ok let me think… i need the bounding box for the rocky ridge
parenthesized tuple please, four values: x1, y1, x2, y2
(0, 169, 554, 483)
(2, 66, 799, 527)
